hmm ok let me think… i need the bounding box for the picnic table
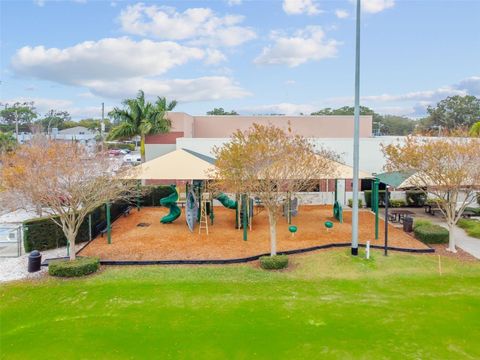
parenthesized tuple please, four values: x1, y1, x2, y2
(389, 209, 414, 223)
(424, 204, 442, 216)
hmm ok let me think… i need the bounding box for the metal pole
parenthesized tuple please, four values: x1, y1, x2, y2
(374, 178, 379, 240)
(351, 0, 361, 256)
(384, 187, 389, 256)
(106, 202, 112, 244)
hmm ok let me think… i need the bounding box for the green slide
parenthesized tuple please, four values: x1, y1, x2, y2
(160, 186, 181, 223)
(215, 193, 237, 209)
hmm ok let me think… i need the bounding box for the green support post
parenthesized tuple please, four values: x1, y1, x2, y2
(106, 202, 112, 244)
(334, 179, 338, 202)
(373, 178, 380, 240)
(242, 194, 247, 241)
(136, 181, 141, 211)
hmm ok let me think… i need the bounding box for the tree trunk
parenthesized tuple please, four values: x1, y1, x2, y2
(447, 222, 456, 253)
(268, 211, 277, 256)
(140, 134, 146, 163)
(66, 229, 77, 261)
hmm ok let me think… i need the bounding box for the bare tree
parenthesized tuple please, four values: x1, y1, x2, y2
(382, 135, 480, 252)
(0, 136, 138, 260)
(213, 123, 338, 256)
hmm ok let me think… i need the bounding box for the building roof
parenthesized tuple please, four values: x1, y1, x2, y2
(58, 126, 95, 135)
(375, 171, 417, 188)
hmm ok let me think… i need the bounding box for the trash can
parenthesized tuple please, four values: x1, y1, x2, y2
(28, 250, 42, 273)
(403, 216, 414, 233)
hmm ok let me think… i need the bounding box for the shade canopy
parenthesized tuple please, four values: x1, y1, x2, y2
(121, 149, 216, 180)
(122, 148, 372, 181)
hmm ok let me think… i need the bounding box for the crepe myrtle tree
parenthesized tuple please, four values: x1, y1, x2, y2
(382, 134, 480, 252)
(213, 123, 338, 256)
(0, 136, 138, 260)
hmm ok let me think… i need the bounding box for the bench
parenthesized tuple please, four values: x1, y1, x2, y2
(123, 206, 132, 217)
(95, 221, 108, 237)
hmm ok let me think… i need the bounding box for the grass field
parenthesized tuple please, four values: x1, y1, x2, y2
(1, 249, 480, 359)
(458, 218, 480, 239)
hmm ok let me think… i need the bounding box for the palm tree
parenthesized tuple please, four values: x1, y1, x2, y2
(108, 90, 177, 161)
(469, 121, 480, 137)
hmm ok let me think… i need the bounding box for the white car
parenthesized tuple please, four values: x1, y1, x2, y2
(123, 154, 141, 164)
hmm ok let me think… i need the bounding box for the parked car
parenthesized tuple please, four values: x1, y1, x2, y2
(120, 149, 131, 155)
(108, 149, 122, 156)
(123, 154, 141, 164)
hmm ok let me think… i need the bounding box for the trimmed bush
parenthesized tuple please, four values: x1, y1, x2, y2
(413, 219, 432, 230)
(49, 257, 100, 277)
(389, 199, 407, 208)
(259, 255, 289, 270)
(414, 224, 449, 244)
(406, 190, 427, 207)
(458, 219, 480, 239)
(140, 185, 175, 206)
(348, 199, 363, 208)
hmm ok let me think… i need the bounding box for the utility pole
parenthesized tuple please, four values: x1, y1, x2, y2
(101, 102, 105, 152)
(351, 0, 361, 256)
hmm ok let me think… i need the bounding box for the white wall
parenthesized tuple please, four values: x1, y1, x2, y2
(176, 136, 408, 175)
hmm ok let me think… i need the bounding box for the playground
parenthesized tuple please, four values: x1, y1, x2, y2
(79, 205, 429, 261)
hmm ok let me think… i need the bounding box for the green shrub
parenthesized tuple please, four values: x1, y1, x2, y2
(413, 219, 432, 230)
(106, 143, 135, 151)
(140, 185, 175, 206)
(465, 207, 480, 216)
(364, 190, 386, 208)
(49, 257, 100, 277)
(414, 224, 449, 244)
(259, 255, 289, 270)
(348, 199, 363, 208)
(458, 219, 480, 239)
(406, 190, 427, 207)
(23, 216, 90, 252)
(389, 199, 407, 208)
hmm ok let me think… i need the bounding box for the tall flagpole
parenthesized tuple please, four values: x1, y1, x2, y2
(351, 0, 361, 256)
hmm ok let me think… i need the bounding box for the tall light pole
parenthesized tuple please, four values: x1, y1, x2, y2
(351, 0, 361, 256)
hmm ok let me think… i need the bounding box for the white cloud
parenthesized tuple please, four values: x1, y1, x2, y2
(85, 77, 251, 102)
(33, 0, 45, 6)
(282, 0, 321, 15)
(354, 0, 395, 14)
(227, 0, 242, 5)
(335, 9, 349, 19)
(254, 26, 340, 67)
(204, 49, 227, 65)
(118, 4, 256, 47)
(12, 37, 206, 84)
(242, 102, 316, 115)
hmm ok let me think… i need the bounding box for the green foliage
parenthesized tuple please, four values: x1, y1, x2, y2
(347, 199, 363, 208)
(469, 121, 480, 137)
(106, 142, 135, 151)
(259, 255, 289, 270)
(425, 95, 480, 130)
(414, 224, 449, 244)
(389, 199, 407, 208)
(48, 257, 100, 277)
(0, 101, 37, 126)
(36, 109, 71, 131)
(206, 108, 238, 115)
(0, 131, 17, 154)
(78, 118, 112, 132)
(465, 207, 480, 216)
(364, 190, 386, 208)
(23, 215, 90, 252)
(413, 219, 432, 230)
(406, 190, 427, 207)
(458, 219, 480, 239)
(140, 185, 175, 206)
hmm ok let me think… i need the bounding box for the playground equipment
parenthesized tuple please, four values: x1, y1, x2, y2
(199, 192, 212, 235)
(283, 193, 298, 224)
(333, 180, 344, 223)
(288, 225, 298, 237)
(186, 189, 198, 232)
(216, 193, 237, 209)
(160, 185, 182, 223)
(324, 221, 333, 232)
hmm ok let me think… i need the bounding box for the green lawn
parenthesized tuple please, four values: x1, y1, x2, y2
(458, 218, 480, 239)
(2, 249, 480, 359)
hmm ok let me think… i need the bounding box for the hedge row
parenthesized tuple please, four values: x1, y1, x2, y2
(140, 185, 175, 206)
(23, 202, 130, 252)
(106, 143, 135, 151)
(49, 257, 100, 277)
(414, 224, 449, 244)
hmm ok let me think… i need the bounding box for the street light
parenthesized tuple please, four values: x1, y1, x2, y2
(351, 0, 361, 256)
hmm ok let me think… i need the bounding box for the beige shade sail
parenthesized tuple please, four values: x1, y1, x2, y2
(121, 149, 216, 180)
(121, 148, 371, 180)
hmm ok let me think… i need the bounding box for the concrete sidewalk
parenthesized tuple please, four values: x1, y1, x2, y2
(453, 225, 480, 259)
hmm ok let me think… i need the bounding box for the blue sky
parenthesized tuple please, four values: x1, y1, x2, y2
(1, 0, 479, 119)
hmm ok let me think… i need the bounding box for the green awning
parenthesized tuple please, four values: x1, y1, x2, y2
(375, 171, 416, 188)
